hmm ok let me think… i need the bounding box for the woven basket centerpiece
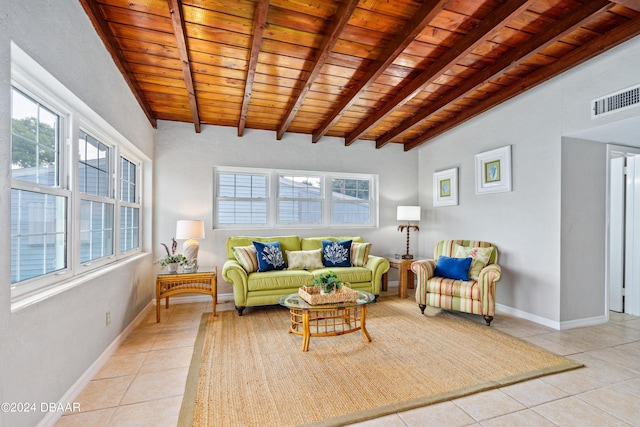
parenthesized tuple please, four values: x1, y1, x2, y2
(298, 285, 358, 305)
(298, 270, 357, 304)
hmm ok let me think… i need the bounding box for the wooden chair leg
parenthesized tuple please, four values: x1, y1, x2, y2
(236, 306, 245, 316)
(483, 315, 493, 326)
(418, 304, 426, 314)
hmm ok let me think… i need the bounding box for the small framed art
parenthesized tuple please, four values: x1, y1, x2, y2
(433, 167, 458, 206)
(475, 145, 512, 194)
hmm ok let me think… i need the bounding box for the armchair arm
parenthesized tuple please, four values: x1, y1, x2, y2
(477, 263, 501, 317)
(365, 255, 390, 294)
(411, 259, 436, 282)
(222, 260, 249, 307)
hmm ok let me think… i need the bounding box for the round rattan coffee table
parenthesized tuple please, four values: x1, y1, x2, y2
(278, 291, 375, 351)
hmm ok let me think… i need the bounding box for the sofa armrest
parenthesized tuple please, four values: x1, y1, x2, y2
(222, 260, 249, 307)
(411, 259, 436, 281)
(365, 255, 390, 294)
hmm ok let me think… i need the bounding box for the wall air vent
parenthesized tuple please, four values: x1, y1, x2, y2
(592, 84, 640, 119)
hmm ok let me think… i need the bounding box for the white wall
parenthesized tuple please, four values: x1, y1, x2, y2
(561, 137, 607, 323)
(417, 36, 640, 327)
(153, 122, 419, 295)
(417, 84, 563, 323)
(0, 1, 155, 426)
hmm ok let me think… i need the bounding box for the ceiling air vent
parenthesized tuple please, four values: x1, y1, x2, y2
(592, 84, 640, 119)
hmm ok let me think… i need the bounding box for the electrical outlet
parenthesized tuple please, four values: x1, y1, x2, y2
(106, 311, 111, 326)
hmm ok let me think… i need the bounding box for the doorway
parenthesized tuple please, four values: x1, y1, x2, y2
(607, 144, 640, 316)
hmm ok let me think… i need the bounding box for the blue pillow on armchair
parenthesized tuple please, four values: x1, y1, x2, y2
(434, 256, 472, 281)
(252, 241, 286, 272)
(322, 239, 352, 267)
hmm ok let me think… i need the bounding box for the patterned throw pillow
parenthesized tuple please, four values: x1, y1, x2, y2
(453, 245, 494, 280)
(286, 249, 324, 270)
(252, 241, 286, 272)
(322, 240, 352, 267)
(232, 245, 258, 273)
(351, 242, 371, 267)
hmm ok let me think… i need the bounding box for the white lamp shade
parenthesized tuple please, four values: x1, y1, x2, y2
(175, 220, 205, 240)
(397, 206, 421, 222)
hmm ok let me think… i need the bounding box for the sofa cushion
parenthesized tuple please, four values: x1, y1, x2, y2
(351, 242, 371, 267)
(425, 277, 481, 300)
(232, 245, 258, 273)
(312, 267, 372, 284)
(453, 244, 494, 280)
(300, 236, 364, 251)
(285, 249, 323, 270)
(434, 256, 472, 281)
(435, 240, 498, 264)
(322, 239, 352, 267)
(247, 270, 313, 291)
(253, 241, 286, 272)
(226, 236, 301, 261)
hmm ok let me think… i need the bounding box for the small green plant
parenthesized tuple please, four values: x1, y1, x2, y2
(313, 270, 343, 294)
(156, 238, 189, 267)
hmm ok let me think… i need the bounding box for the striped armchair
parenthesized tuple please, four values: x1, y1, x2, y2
(411, 240, 501, 325)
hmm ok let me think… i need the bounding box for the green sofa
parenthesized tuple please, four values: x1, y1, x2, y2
(222, 235, 390, 315)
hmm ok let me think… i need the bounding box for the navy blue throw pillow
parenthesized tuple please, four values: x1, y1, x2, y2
(252, 241, 286, 272)
(322, 240, 352, 267)
(434, 256, 472, 281)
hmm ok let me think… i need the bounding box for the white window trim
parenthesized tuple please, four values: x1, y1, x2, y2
(10, 42, 146, 308)
(213, 166, 379, 229)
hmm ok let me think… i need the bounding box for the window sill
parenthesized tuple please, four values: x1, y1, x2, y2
(11, 252, 149, 313)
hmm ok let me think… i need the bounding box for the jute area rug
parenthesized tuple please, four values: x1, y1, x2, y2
(179, 296, 581, 427)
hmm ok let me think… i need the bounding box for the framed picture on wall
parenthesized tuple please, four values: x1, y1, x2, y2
(475, 145, 512, 194)
(433, 167, 458, 206)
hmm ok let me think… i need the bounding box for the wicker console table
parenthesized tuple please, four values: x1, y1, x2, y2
(156, 268, 217, 322)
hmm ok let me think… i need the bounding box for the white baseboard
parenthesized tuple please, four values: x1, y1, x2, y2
(558, 314, 609, 330)
(496, 303, 608, 330)
(37, 301, 154, 427)
(496, 303, 561, 329)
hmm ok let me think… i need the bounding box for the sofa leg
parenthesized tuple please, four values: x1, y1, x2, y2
(236, 306, 245, 316)
(418, 304, 426, 314)
(483, 315, 493, 326)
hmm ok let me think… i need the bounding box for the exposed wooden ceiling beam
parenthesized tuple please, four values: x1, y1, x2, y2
(311, 0, 449, 144)
(610, 0, 640, 12)
(275, 0, 360, 141)
(167, 0, 200, 133)
(344, 0, 534, 146)
(238, 0, 270, 137)
(403, 14, 640, 151)
(77, 0, 157, 128)
(376, 0, 613, 148)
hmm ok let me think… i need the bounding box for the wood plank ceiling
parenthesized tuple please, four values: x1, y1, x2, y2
(79, 0, 640, 151)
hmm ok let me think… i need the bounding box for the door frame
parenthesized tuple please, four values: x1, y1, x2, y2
(606, 144, 640, 316)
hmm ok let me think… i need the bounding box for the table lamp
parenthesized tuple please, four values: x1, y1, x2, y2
(397, 206, 420, 259)
(176, 220, 205, 269)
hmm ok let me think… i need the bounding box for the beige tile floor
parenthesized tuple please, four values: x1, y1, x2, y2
(56, 288, 640, 427)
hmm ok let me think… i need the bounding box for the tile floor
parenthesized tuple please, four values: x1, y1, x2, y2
(55, 288, 640, 427)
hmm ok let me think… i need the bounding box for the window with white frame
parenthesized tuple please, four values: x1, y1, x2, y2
(278, 174, 322, 225)
(10, 45, 144, 302)
(214, 167, 377, 228)
(216, 171, 268, 226)
(119, 156, 140, 253)
(331, 177, 372, 225)
(78, 130, 114, 264)
(10, 87, 68, 284)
